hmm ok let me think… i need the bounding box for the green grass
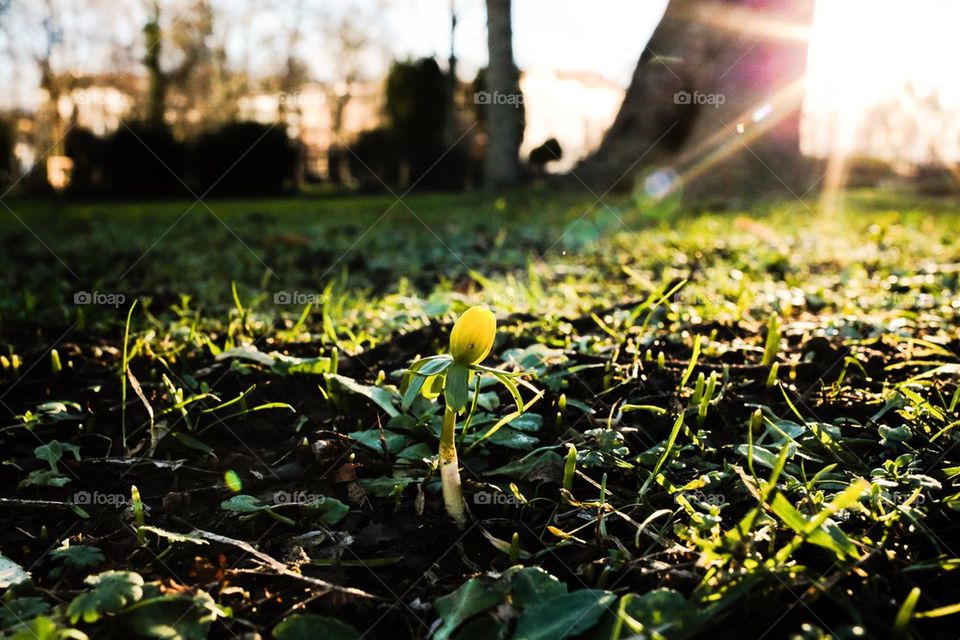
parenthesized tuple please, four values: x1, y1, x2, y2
(1, 188, 960, 639)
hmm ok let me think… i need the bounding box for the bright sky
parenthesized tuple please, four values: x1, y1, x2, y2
(4, 0, 960, 163)
(382, 0, 667, 86)
(802, 0, 960, 160)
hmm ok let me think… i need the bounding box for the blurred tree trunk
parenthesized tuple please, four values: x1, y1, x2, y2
(143, 1, 167, 128)
(576, 0, 816, 202)
(142, 0, 211, 130)
(484, 0, 522, 190)
(444, 1, 459, 146)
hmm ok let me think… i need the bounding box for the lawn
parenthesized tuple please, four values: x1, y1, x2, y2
(1, 188, 959, 639)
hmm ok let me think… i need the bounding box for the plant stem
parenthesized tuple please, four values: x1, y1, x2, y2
(439, 406, 467, 528)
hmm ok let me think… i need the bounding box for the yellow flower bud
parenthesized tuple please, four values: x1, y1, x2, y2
(449, 306, 496, 365)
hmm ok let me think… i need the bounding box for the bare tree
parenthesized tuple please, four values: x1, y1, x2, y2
(484, 0, 522, 189)
(317, 3, 385, 145)
(141, 0, 212, 128)
(2, 0, 113, 152)
(577, 0, 816, 201)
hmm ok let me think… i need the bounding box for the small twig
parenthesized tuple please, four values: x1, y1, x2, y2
(0, 497, 76, 510)
(173, 520, 380, 600)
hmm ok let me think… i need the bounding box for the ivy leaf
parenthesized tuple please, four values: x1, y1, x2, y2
(67, 570, 145, 623)
(485, 451, 563, 482)
(508, 567, 568, 607)
(589, 589, 707, 640)
(272, 613, 361, 640)
(513, 590, 615, 640)
(349, 429, 409, 455)
(305, 497, 350, 526)
(450, 616, 508, 640)
(432, 577, 509, 640)
(34, 440, 81, 471)
(18, 470, 71, 488)
(220, 494, 270, 514)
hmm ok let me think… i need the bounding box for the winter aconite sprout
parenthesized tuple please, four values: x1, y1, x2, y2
(402, 306, 541, 528)
(449, 306, 497, 365)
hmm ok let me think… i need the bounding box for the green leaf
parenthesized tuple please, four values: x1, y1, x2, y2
(273, 354, 332, 376)
(491, 371, 523, 413)
(34, 440, 80, 470)
(18, 469, 71, 488)
(220, 494, 270, 514)
(485, 427, 539, 450)
(68, 570, 145, 623)
(451, 615, 508, 640)
(770, 493, 856, 558)
(358, 476, 419, 497)
(445, 362, 471, 413)
(591, 589, 707, 640)
(120, 591, 229, 640)
(514, 590, 615, 640)
(507, 413, 544, 433)
(0, 553, 30, 588)
(433, 578, 510, 640)
(350, 429, 409, 455)
(328, 374, 399, 417)
(0, 597, 51, 630)
(403, 359, 453, 409)
(307, 497, 350, 525)
(50, 546, 105, 571)
(217, 346, 276, 366)
(508, 567, 568, 607)
(397, 442, 433, 461)
(169, 431, 217, 457)
(273, 613, 361, 640)
(8, 616, 83, 640)
(216, 346, 330, 376)
(485, 451, 563, 481)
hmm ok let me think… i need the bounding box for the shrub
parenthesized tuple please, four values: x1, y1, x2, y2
(0, 119, 14, 188)
(348, 128, 400, 191)
(64, 127, 106, 195)
(528, 138, 562, 175)
(103, 122, 187, 196)
(347, 57, 470, 191)
(188, 121, 298, 195)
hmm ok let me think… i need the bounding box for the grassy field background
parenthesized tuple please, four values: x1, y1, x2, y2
(1, 188, 960, 638)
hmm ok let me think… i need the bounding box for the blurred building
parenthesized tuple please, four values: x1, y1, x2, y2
(55, 77, 139, 136)
(8, 69, 625, 183)
(238, 82, 384, 178)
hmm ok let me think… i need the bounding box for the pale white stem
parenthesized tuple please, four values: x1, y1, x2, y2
(439, 407, 467, 528)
